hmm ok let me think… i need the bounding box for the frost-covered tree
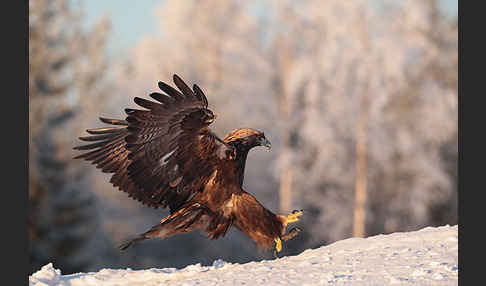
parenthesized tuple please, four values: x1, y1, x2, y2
(29, 0, 111, 274)
(266, 0, 457, 244)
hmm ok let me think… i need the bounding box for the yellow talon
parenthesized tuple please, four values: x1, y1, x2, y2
(274, 237, 282, 252)
(286, 210, 303, 223)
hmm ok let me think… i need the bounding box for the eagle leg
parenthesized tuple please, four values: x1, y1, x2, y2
(286, 209, 304, 224)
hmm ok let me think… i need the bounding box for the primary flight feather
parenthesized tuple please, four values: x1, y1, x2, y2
(74, 74, 302, 256)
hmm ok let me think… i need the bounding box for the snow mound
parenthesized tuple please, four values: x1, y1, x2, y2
(30, 225, 458, 286)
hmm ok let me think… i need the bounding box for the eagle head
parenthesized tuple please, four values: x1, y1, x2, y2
(223, 128, 271, 151)
(203, 109, 216, 124)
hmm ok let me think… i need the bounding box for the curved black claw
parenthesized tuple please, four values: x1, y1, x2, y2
(273, 248, 279, 259)
(293, 227, 302, 233)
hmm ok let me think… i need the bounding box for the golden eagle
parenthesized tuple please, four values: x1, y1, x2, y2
(74, 74, 302, 256)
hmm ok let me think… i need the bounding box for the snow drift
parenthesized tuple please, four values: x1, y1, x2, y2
(30, 225, 458, 286)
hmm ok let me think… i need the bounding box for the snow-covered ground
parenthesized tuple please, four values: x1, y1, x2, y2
(30, 225, 458, 286)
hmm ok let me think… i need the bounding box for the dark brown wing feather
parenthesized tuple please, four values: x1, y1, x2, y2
(74, 74, 232, 212)
(73, 119, 161, 207)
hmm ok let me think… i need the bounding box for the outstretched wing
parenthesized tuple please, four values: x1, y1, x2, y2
(74, 74, 234, 212)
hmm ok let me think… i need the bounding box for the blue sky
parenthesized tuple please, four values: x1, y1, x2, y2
(82, 0, 458, 59)
(82, 0, 165, 58)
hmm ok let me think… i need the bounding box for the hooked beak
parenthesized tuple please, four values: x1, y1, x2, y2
(259, 137, 272, 151)
(205, 114, 216, 124)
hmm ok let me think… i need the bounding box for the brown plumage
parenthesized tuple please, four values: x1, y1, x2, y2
(74, 74, 302, 256)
